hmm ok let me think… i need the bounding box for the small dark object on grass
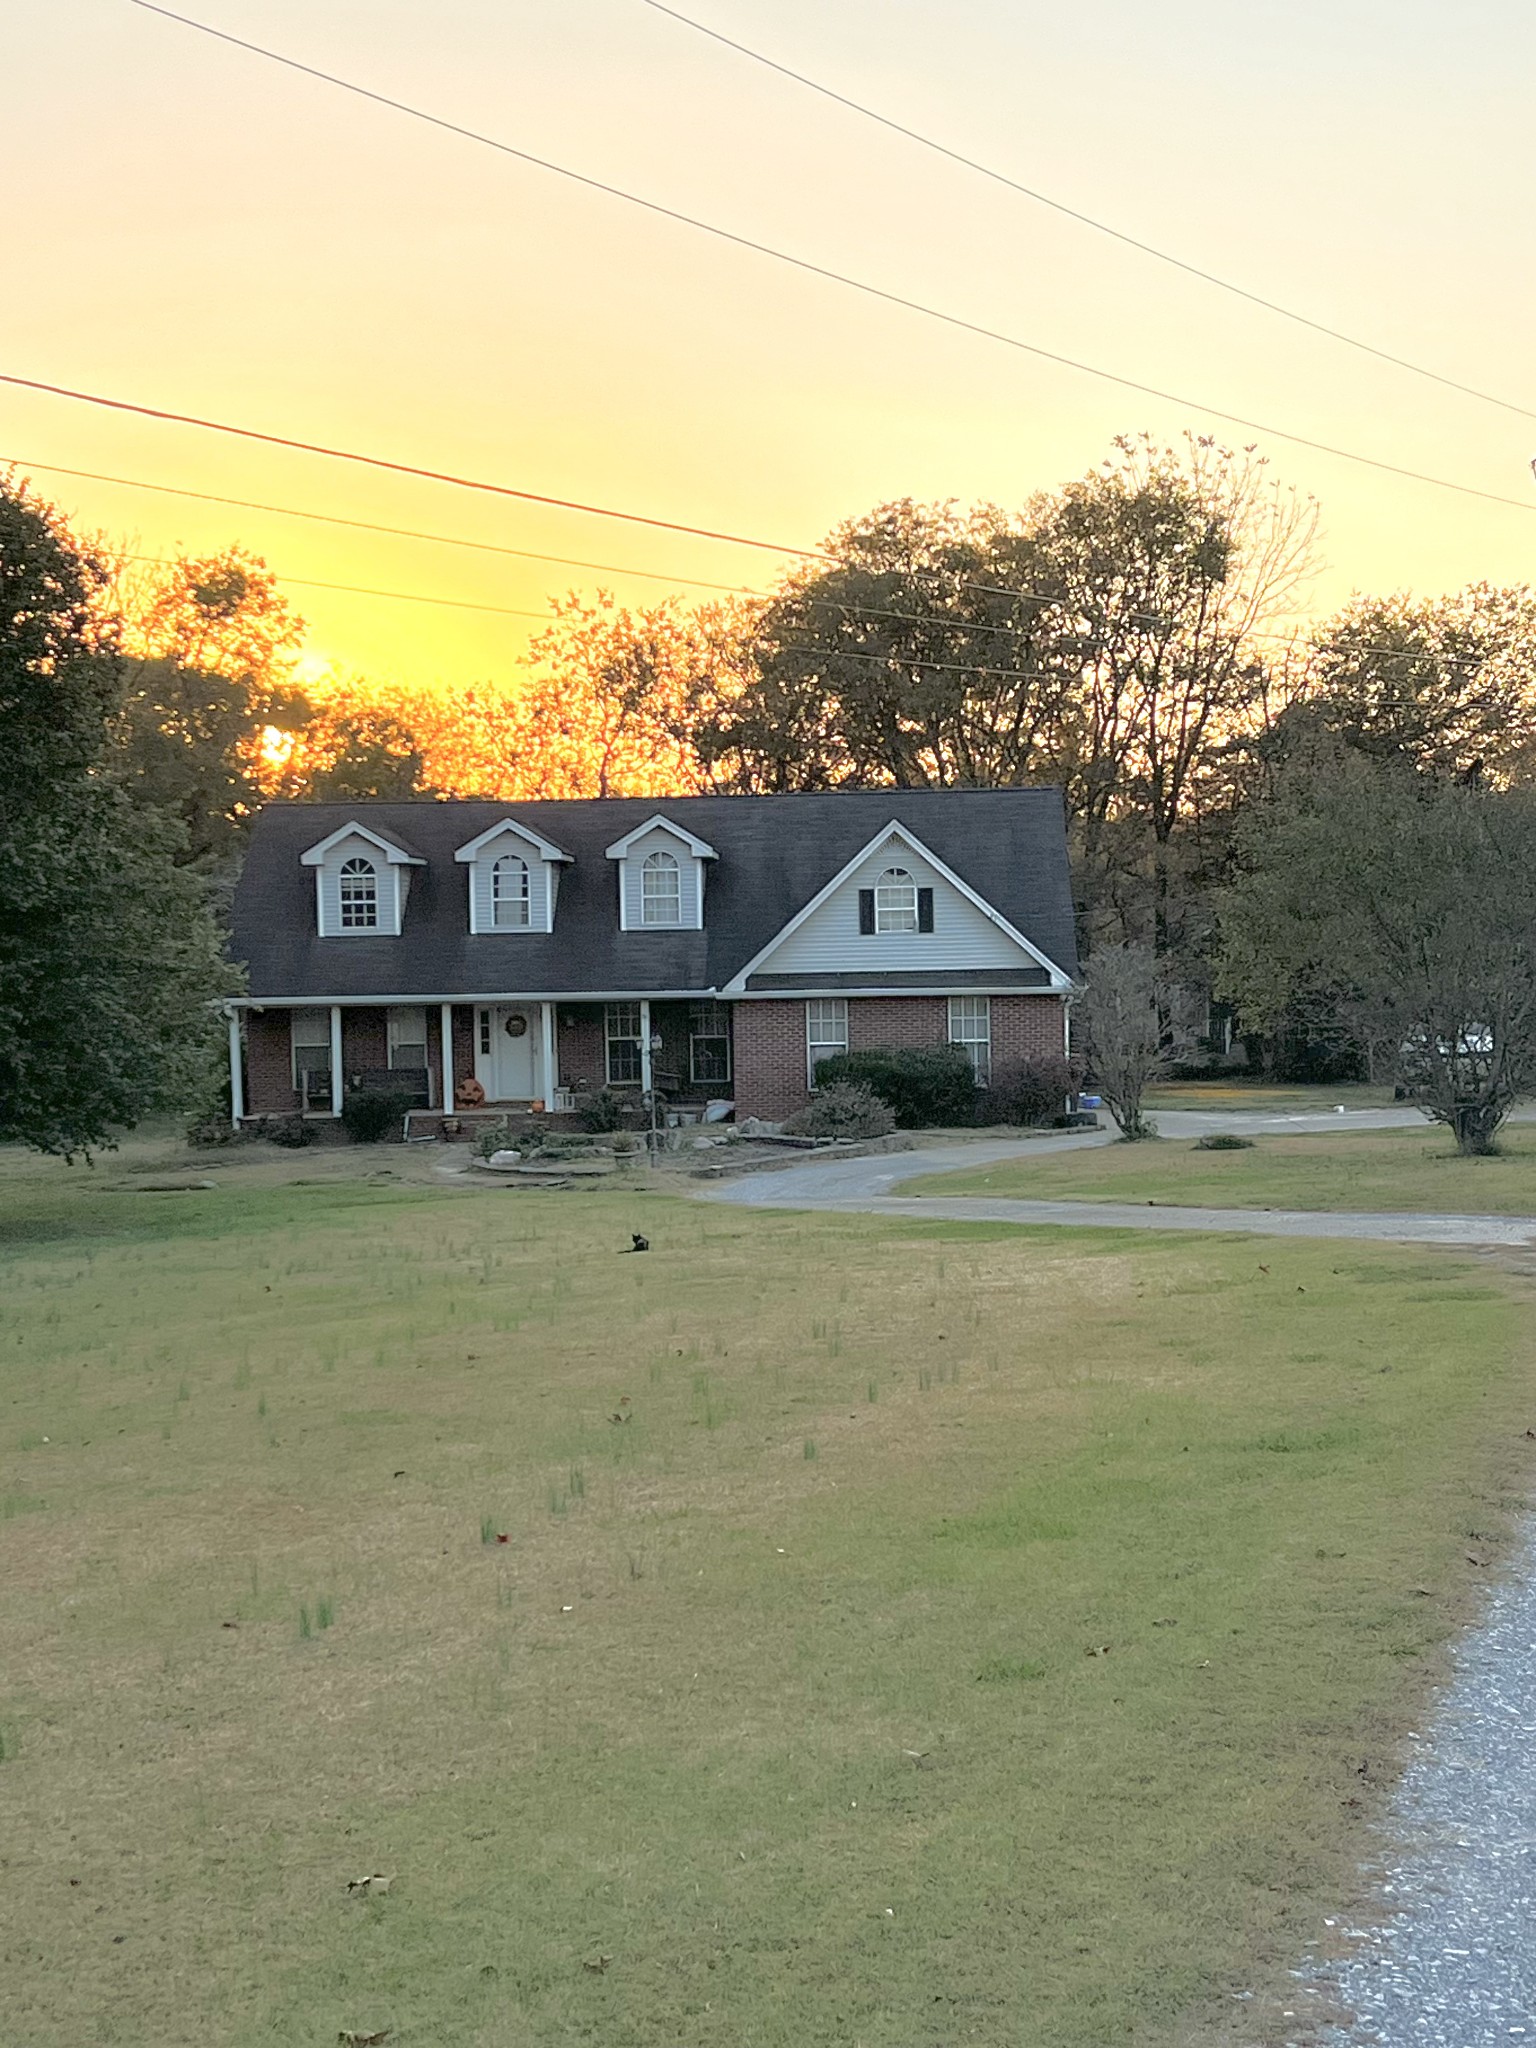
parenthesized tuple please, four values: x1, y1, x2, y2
(339, 2032, 392, 2047)
(620, 1234, 649, 1254)
(1194, 1133, 1254, 1151)
(583, 1956, 612, 1975)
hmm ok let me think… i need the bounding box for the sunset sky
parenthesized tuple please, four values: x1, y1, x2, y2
(6, 0, 1536, 692)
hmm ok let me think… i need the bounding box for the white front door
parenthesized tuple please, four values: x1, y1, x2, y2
(475, 1006, 540, 1101)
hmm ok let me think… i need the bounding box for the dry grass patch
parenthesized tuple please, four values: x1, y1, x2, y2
(0, 1152, 1533, 2047)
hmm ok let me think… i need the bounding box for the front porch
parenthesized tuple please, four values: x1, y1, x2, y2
(231, 998, 735, 1125)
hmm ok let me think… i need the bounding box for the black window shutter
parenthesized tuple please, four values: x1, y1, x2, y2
(858, 889, 875, 934)
(917, 888, 934, 932)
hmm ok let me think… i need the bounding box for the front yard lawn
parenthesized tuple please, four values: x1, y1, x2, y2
(912, 1125, 1536, 1214)
(1, 1144, 1532, 2046)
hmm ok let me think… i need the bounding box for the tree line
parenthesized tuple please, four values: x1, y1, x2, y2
(6, 432, 1536, 1157)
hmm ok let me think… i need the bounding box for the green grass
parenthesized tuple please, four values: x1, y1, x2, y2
(1, 1140, 1533, 2047)
(912, 1124, 1536, 1214)
(1140, 1080, 1394, 1113)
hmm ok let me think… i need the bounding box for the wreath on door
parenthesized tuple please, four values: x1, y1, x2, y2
(503, 1013, 529, 1038)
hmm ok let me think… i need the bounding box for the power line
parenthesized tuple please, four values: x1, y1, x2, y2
(121, 554, 554, 623)
(0, 373, 826, 561)
(12, 450, 1517, 680)
(122, 1, 1536, 517)
(639, 0, 1536, 425)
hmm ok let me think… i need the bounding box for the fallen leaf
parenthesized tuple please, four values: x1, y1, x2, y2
(345, 1873, 395, 1898)
(1152, 1617, 1178, 1627)
(338, 2032, 392, 2046)
(1085, 1644, 1111, 1657)
(583, 1955, 612, 1974)
(495, 1533, 510, 1544)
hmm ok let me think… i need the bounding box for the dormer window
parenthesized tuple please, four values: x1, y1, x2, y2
(492, 853, 531, 929)
(874, 867, 918, 933)
(455, 817, 571, 934)
(606, 814, 717, 932)
(339, 857, 379, 929)
(641, 850, 682, 926)
(301, 821, 422, 937)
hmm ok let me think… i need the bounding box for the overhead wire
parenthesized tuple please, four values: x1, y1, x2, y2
(638, 0, 1536, 424)
(119, 1, 1536, 517)
(9, 449, 1517, 682)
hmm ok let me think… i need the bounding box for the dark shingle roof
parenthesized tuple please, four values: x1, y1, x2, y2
(231, 789, 1078, 1000)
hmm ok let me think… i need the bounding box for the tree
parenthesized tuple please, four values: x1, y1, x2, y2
(1075, 942, 1164, 1140)
(1220, 750, 1536, 1153)
(462, 594, 734, 799)
(1267, 585, 1536, 786)
(111, 548, 309, 862)
(0, 476, 233, 1154)
(277, 682, 432, 803)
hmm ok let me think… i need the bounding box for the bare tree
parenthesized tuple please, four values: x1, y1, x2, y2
(1077, 942, 1165, 1141)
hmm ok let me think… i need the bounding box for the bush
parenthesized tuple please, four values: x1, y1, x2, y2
(984, 1056, 1079, 1128)
(1193, 1133, 1255, 1151)
(577, 1087, 646, 1133)
(813, 1045, 977, 1128)
(782, 1082, 896, 1141)
(340, 1088, 414, 1144)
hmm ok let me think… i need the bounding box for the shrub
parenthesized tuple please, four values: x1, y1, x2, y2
(261, 1113, 316, 1150)
(577, 1087, 646, 1133)
(984, 1056, 1080, 1128)
(1193, 1133, 1255, 1151)
(782, 1082, 896, 1141)
(340, 1088, 414, 1144)
(813, 1045, 977, 1128)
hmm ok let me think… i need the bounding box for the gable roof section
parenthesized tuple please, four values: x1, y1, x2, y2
(604, 814, 719, 860)
(233, 789, 1078, 1001)
(724, 820, 1071, 993)
(453, 817, 574, 864)
(299, 820, 425, 867)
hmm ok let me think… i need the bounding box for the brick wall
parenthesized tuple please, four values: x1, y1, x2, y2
(339, 1008, 388, 1082)
(246, 1008, 298, 1114)
(732, 993, 1069, 1121)
(557, 1004, 607, 1095)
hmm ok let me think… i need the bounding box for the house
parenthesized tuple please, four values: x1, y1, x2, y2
(226, 788, 1078, 1127)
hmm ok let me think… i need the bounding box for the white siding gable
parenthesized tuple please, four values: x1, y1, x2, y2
(750, 832, 1034, 977)
(313, 830, 403, 938)
(614, 824, 705, 931)
(464, 828, 558, 934)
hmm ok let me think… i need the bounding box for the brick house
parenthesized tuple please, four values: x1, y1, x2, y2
(226, 789, 1078, 1126)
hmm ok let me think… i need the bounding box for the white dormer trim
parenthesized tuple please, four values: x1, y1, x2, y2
(604, 815, 719, 862)
(453, 818, 574, 867)
(721, 820, 1074, 994)
(299, 821, 425, 869)
(606, 816, 716, 932)
(301, 821, 422, 939)
(454, 818, 570, 936)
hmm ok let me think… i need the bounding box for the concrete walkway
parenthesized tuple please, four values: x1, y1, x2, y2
(700, 1112, 1536, 1248)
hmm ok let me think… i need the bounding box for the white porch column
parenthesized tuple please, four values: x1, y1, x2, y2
(639, 998, 653, 1094)
(540, 1001, 557, 1110)
(329, 1006, 344, 1116)
(440, 1002, 454, 1112)
(227, 1009, 244, 1125)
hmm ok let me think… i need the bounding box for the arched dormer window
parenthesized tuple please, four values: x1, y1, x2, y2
(874, 866, 918, 933)
(491, 852, 531, 928)
(641, 848, 682, 926)
(339, 857, 379, 929)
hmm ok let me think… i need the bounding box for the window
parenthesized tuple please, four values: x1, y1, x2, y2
(806, 998, 849, 1087)
(339, 856, 379, 929)
(388, 1006, 428, 1072)
(640, 849, 682, 926)
(491, 853, 531, 929)
(689, 1001, 732, 1086)
(605, 1001, 644, 1085)
(949, 996, 992, 1085)
(874, 867, 918, 933)
(290, 1009, 331, 1091)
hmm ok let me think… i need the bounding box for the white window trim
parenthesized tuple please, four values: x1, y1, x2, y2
(688, 1001, 732, 1086)
(806, 997, 849, 1089)
(491, 852, 532, 930)
(456, 820, 566, 935)
(874, 866, 919, 934)
(290, 1009, 331, 1091)
(339, 856, 381, 931)
(314, 856, 403, 938)
(608, 821, 712, 932)
(640, 849, 684, 927)
(605, 1002, 644, 1087)
(948, 995, 992, 1085)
